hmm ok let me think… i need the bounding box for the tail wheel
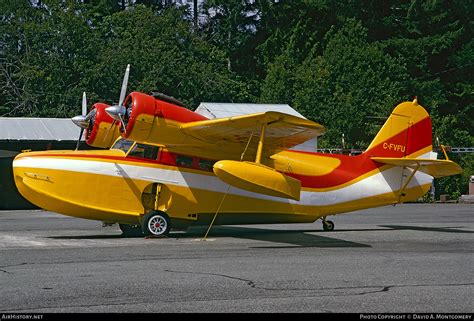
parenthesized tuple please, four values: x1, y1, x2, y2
(142, 211, 171, 236)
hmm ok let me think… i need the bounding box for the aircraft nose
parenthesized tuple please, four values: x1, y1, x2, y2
(12, 154, 31, 201)
(12, 152, 54, 208)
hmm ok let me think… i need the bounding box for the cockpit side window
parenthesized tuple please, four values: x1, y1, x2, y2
(128, 143, 159, 160)
(111, 138, 134, 153)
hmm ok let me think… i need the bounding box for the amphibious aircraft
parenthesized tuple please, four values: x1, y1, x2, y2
(12, 65, 463, 237)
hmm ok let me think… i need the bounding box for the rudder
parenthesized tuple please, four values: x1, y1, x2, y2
(365, 98, 432, 158)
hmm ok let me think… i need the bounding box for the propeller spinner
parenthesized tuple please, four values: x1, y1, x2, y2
(71, 92, 95, 150)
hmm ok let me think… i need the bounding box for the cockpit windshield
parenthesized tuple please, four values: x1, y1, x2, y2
(111, 138, 134, 153)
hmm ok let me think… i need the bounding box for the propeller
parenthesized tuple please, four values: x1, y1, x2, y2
(105, 64, 130, 135)
(71, 92, 95, 150)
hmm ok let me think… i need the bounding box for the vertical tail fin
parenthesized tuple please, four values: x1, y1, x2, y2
(365, 98, 433, 158)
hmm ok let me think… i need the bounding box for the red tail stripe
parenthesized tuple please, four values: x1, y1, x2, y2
(286, 117, 432, 188)
(365, 116, 432, 157)
(286, 152, 380, 188)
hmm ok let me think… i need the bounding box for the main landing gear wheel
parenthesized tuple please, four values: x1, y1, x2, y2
(142, 211, 171, 237)
(119, 224, 143, 237)
(321, 218, 335, 231)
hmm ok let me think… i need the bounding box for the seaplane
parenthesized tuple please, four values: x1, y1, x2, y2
(12, 65, 463, 237)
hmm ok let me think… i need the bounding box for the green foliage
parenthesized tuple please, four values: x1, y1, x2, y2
(435, 153, 474, 199)
(259, 51, 298, 104)
(88, 5, 250, 108)
(292, 19, 409, 148)
(0, 2, 249, 117)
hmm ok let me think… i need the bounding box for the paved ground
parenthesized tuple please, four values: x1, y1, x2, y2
(0, 204, 472, 313)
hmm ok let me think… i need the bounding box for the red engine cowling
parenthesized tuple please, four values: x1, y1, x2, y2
(120, 92, 207, 144)
(85, 103, 121, 148)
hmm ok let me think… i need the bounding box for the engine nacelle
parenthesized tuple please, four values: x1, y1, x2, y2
(120, 92, 207, 145)
(85, 103, 121, 148)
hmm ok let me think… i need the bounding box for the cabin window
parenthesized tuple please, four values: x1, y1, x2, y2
(128, 143, 159, 160)
(112, 138, 134, 153)
(159, 152, 215, 171)
(176, 155, 193, 168)
(198, 159, 215, 171)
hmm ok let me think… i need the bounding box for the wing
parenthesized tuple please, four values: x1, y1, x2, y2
(178, 111, 325, 161)
(371, 157, 463, 178)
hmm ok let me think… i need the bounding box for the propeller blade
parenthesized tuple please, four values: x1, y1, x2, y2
(72, 92, 91, 128)
(118, 64, 130, 107)
(84, 107, 96, 121)
(82, 92, 87, 116)
(75, 128, 84, 150)
(118, 113, 127, 134)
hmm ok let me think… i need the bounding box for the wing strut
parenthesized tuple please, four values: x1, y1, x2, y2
(440, 144, 450, 160)
(240, 132, 254, 161)
(398, 164, 420, 203)
(255, 122, 267, 164)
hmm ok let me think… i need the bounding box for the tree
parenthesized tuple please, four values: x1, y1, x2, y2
(201, 0, 260, 74)
(0, 0, 95, 117)
(0, 2, 252, 117)
(89, 5, 252, 108)
(292, 19, 409, 148)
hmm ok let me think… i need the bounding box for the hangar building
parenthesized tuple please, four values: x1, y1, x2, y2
(0, 118, 84, 209)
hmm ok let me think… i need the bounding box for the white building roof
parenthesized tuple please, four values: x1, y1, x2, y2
(195, 102, 307, 119)
(0, 118, 80, 141)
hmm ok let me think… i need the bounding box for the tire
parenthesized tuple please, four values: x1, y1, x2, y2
(322, 220, 335, 231)
(142, 211, 171, 236)
(119, 224, 143, 237)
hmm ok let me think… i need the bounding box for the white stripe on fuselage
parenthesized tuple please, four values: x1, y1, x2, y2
(13, 154, 433, 206)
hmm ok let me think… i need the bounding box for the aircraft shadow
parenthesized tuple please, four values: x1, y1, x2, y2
(379, 225, 474, 234)
(184, 226, 372, 248)
(47, 224, 472, 246)
(49, 226, 371, 248)
(49, 235, 126, 240)
(313, 226, 474, 234)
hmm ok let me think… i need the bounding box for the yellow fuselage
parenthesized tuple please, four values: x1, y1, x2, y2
(12, 146, 432, 228)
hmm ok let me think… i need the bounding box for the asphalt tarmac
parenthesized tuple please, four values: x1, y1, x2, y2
(0, 204, 472, 313)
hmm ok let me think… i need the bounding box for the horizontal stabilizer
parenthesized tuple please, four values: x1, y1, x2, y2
(371, 157, 463, 178)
